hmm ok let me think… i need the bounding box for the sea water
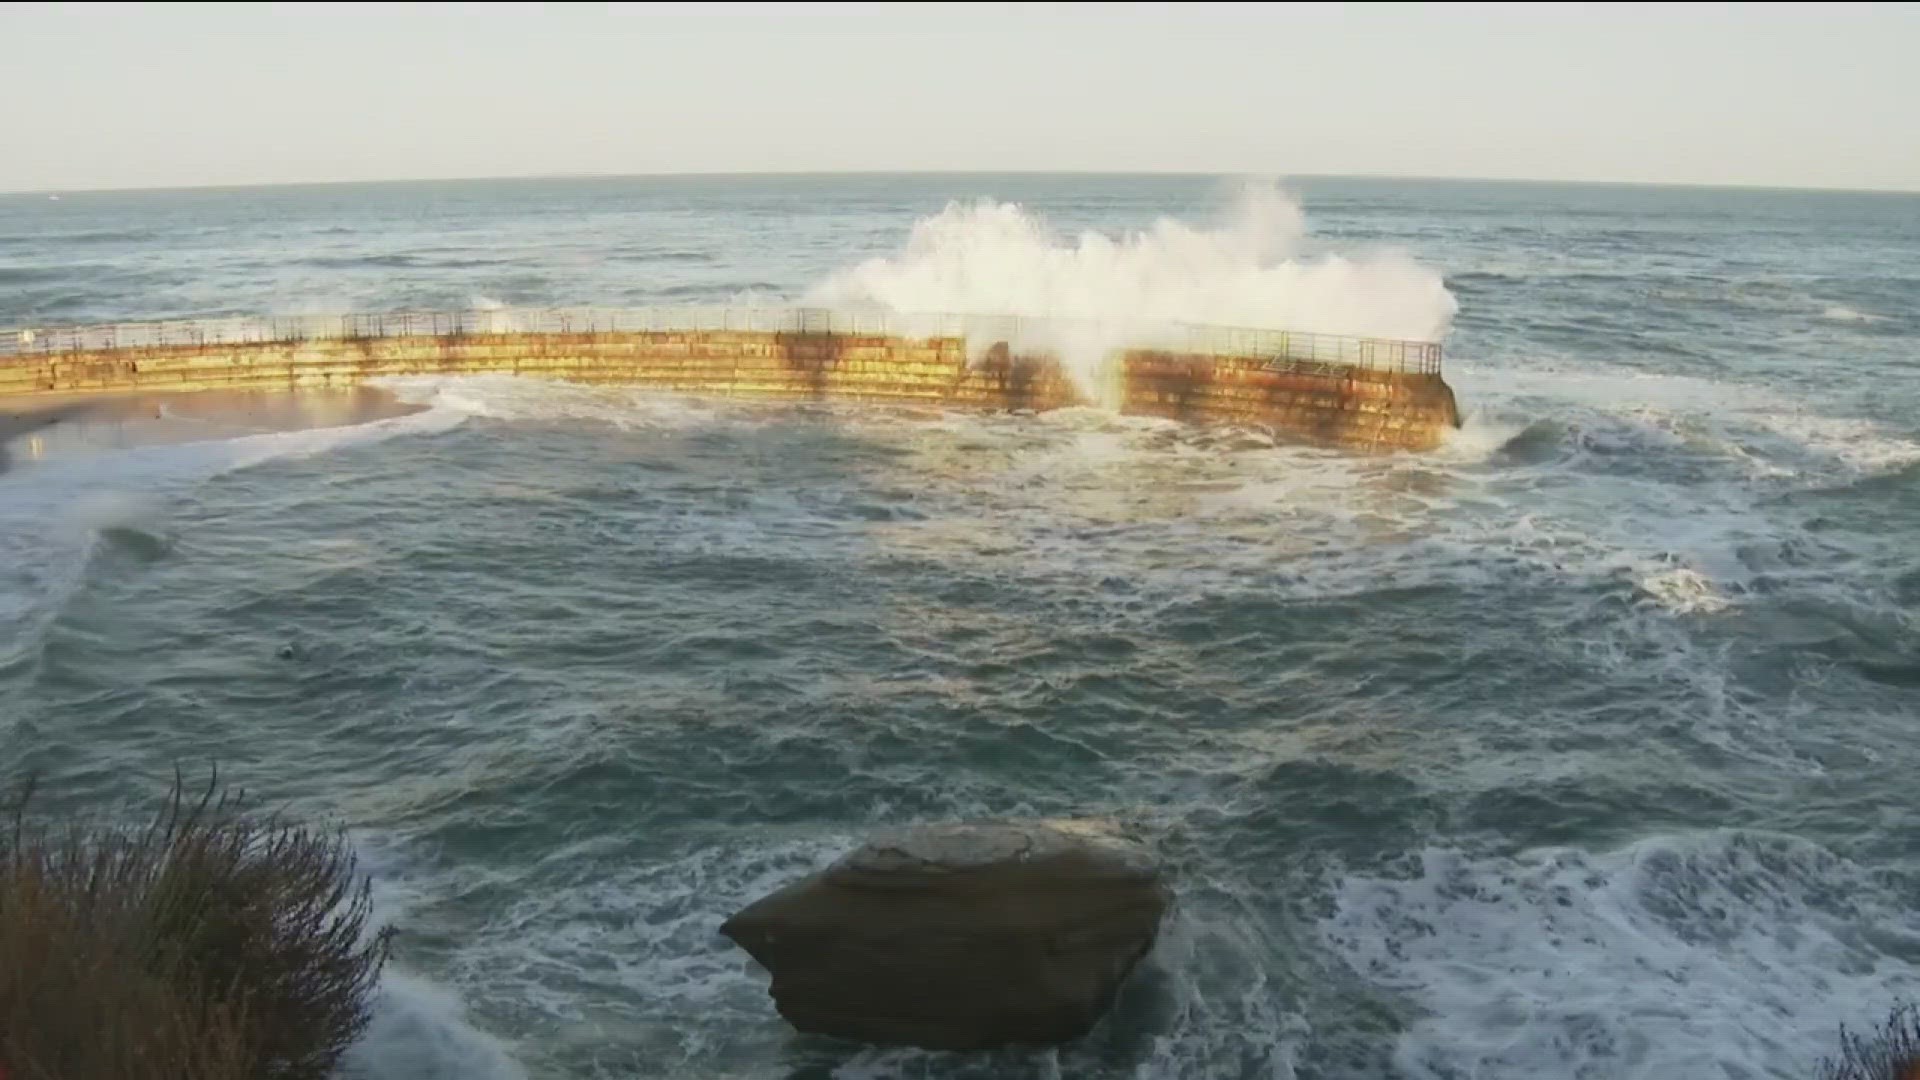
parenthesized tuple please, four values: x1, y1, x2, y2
(2, 174, 1918, 1078)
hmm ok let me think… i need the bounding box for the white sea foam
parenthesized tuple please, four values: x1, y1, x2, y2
(1636, 566, 1732, 615)
(1454, 355, 1920, 481)
(457, 297, 531, 333)
(0, 404, 466, 667)
(1819, 303, 1886, 324)
(1433, 409, 1533, 464)
(359, 371, 1885, 632)
(338, 837, 528, 1080)
(465, 296, 533, 334)
(1320, 833, 1920, 1080)
(402, 835, 852, 1073)
(343, 973, 527, 1080)
(807, 180, 1456, 404)
(361, 366, 1920, 650)
(377, 374, 721, 430)
(1747, 411, 1920, 474)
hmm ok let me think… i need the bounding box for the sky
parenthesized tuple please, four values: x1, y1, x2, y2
(3, 1, 1918, 194)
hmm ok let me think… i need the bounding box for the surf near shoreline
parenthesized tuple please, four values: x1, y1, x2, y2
(0, 386, 424, 473)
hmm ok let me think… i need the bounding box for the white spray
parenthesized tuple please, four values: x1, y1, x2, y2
(806, 180, 1458, 406)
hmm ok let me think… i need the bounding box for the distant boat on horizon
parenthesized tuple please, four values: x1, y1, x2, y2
(47, 195, 60, 201)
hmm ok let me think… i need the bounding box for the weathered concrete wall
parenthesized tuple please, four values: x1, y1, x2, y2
(1119, 350, 1460, 451)
(0, 330, 1459, 451)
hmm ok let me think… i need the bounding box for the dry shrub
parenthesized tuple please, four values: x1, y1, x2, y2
(0, 771, 393, 1080)
(1817, 1004, 1920, 1080)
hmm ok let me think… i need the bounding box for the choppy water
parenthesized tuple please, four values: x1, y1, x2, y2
(2, 175, 1919, 1079)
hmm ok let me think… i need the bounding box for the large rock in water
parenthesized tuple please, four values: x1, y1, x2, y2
(721, 819, 1169, 1050)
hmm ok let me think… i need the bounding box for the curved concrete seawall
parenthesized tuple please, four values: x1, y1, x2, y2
(0, 319, 1461, 451)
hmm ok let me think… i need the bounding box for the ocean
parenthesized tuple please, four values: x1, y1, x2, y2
(1, 174, 1918, 1079)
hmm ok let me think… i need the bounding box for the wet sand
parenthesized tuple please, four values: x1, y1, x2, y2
(0, 386, 423, 474)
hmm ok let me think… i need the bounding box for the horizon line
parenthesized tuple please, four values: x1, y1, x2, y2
(6, 169, 1919, 199)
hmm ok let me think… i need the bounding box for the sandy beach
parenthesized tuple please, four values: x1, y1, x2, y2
(0, 386, 424, 474)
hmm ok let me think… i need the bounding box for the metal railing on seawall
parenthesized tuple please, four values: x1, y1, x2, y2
(0, 306, 1444, 376)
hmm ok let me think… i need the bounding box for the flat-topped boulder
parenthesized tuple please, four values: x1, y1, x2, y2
(721, 818, 1169, 1050)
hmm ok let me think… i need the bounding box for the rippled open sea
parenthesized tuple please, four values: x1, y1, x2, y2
(3, 175, 1919, 1079)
